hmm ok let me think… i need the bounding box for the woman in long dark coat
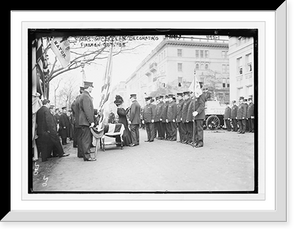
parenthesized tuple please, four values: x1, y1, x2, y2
(114, 95, 132, 146)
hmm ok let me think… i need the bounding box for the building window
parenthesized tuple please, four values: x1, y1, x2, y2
(205, 50, 209, 58)
(205, 63, 209, 70)
(200, 50, 204, 58)
(178, 63, 183, 72)
(178, 77, 183, 87)
(196, 63, 199, 70)
(195, 50, 199, 58)
(221, 51, 228, 58)
(222, 64, 229, 73)
(200, 63, 204, 70)
(237, 57, 243, 74)
(177, 49, 182, 57)
(245, 53, 252, 72)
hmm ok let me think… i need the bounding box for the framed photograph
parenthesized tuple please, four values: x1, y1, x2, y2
(5, 2, 286, 221)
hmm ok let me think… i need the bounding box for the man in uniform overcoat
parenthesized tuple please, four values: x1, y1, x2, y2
(129, 94, 141, 146)
(160, 95, 169, 140)
(71, 86, 84, 152)
(224, 102, 232, 131)
(154, 96, 164, 140)
(181, 91, 193, 144)
(142, 97, 156, 142)
(78, 81, 96, 161)
(166, 94, 177, 141)
(191, 88, 208, 148)
(231, 100, 238, 132)
(176, 93, 184, 143)
(247, 97, 255, 132)
(237, 96, 247, 134)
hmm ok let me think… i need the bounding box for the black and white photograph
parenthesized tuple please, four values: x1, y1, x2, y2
(5, 3, 291, 224)
(29, 28, 257, 193)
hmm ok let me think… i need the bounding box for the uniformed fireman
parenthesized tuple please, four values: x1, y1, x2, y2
(176, 92, 184, 143)
(166, 94, 177, 141)
(142, 96, 156, 142)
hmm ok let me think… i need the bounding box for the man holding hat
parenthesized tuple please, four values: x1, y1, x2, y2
(78, 81, 96, 161)
(166, 94, 177, 141)
(142, 96, 156, 142)
(129, 94, 141, 147)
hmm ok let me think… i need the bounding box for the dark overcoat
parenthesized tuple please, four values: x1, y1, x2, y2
(231, 105, 238, 119)
(78, 91, 94, 126)
(176, 100, 184, 122)
(143, 104, 156, 123)
(182, 98, 192, 123)
(193, 94, 206, 120)
(237, 103, 247, 119)
(224, 106, 231, 119)
(129, 100, 141, 125)
(166, 101, 177, 122)
(160, 102, 168, 123)
(247, 103, 254, 118)
(59, 113, 69, 138)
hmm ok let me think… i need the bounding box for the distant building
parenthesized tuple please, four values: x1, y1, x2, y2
(125, 36, 230, 106)
(228, 36, 254, 102)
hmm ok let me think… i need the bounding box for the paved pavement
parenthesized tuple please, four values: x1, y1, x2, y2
(33, 129, 255, 192)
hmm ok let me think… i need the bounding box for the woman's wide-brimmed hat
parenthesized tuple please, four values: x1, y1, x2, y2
(114, 95, 124, 106)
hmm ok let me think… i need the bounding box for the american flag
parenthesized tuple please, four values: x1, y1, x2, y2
(99, 46, 113, 110)
(34, 38, 49, 98)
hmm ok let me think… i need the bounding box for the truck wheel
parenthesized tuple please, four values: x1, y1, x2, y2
(206, 115, 220, 130)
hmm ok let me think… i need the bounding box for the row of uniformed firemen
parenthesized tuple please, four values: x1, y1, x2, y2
(141, 88, 210, 148)
(223, 96, 255, 134)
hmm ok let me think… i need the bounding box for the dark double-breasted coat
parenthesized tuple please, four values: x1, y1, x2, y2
(154, 102, 163, 122)
(237, 103, 247, 120)
(224, 106, 231, 120)
(247, 102, 254, 118)
(143, 104, 156, 123)
(160, 102, 168, 123)
(59, 113, 69, 139)
(78, 90, 95, 160)
(129, 100, 141, 125)
(193, 94, 206, 120)
(176, 100, 184, 122)
(181, 98, 192, 123)
(231, 105, 238, 119)
(78, 91, 95, 127)
(166, 101, 177, 122)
